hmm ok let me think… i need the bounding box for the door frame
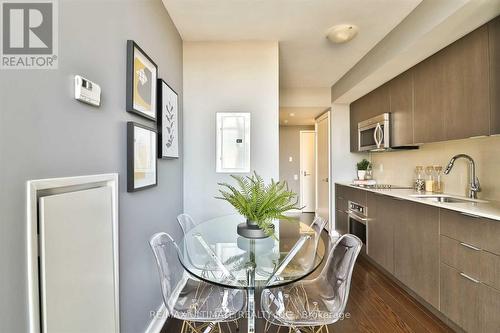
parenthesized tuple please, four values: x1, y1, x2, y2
(315, 110, 331, 231)
(299, 130, 316, 212)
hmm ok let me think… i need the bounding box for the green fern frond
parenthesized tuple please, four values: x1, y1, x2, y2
(215, 172, 303, 238)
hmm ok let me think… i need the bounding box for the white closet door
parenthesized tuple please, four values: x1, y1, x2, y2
(39, 186, 117, 333)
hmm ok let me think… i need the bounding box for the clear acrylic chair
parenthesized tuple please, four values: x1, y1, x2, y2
(267, 216, 327, 285)
(177, 213, 198, 234)
(149, 232, 245, 333)
(261, 234, 362, 333)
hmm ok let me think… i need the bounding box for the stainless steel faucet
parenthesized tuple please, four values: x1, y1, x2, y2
(444, 154, 481, 199)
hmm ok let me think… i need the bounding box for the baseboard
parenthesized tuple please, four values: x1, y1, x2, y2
(144, 303, 168, 333)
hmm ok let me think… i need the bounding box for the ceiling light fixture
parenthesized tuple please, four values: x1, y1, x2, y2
(326, 24, 359, 44)
(289, 113, 295, 117)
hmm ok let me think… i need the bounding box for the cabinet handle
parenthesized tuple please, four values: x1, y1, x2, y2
(460, 212, 480, 219)
(460, 242, 481, 251)
(459, 272, 480, 284)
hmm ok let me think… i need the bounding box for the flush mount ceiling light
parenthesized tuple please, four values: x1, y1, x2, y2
(289, 113, 295, 117)
(326, 24, 359, 44)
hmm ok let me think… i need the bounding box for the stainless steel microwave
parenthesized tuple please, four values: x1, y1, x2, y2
(358, 113, 390, 151)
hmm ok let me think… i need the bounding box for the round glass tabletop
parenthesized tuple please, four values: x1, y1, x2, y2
(178, 214, 326, 289)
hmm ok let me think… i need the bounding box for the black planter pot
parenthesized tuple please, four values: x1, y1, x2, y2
(237, 219, 273, 239)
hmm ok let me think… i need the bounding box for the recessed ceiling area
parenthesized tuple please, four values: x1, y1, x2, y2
(280, 107, 326, 126)
(162, 0, 422, 89)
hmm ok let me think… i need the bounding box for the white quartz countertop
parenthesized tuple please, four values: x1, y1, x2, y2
(336, 182, 500, 222)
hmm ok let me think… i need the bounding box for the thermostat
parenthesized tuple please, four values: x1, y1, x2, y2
(74, 75, 101, 106)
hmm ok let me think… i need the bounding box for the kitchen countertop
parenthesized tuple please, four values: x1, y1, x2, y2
(336, 182, 500, 221)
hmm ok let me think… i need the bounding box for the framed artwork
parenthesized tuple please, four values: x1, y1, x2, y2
(157, 79, 179, 158)
(127, 122, 158, 192)
(126, 40, 158, 121)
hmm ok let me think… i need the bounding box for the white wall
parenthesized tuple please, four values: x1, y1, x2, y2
(330, 104, 368, 225)
(183, 41, 279, 221)
(371, 136, 500, 201)
(0, 1, 183, 332)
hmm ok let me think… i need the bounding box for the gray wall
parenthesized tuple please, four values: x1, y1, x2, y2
(0, 1, 183, 332)
(183, 42, 279, 221)
(279, 125, 315, 195)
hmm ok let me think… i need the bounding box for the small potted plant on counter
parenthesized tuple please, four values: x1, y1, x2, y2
(216, 172, 302, 239)
(357, 159, 371, 180)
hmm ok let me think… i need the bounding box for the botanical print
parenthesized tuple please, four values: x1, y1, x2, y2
(160, 81, 179, 158)
(134, 126, 156, 188)
(132, 47, 156, 118)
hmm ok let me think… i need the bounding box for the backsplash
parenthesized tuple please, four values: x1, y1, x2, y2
(370, 136, 500, 201)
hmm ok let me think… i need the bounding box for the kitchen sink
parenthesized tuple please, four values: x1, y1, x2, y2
(410, 195, 488, 204)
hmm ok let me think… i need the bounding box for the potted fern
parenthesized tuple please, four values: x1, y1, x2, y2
(216, 172, 301, 239)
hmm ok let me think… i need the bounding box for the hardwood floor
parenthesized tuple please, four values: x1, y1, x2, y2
(162, 255, 453, 333)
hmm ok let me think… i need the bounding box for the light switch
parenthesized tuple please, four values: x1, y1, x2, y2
(293, 174, 298, 181)
(289, 156, 293, 162)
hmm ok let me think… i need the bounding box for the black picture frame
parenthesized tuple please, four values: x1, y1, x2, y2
(126, 40, 158, 121)
(157, 78, 180, 159)
(127, 122, 158, 192)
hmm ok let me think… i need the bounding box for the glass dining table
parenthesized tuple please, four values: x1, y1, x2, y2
(177, 214, 326, 333)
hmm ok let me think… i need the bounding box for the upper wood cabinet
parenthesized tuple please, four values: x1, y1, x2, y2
(349, 16, 499, 148)
(389, 69, 414, 146)
(413, 51, 447, 143)
(490, 16, 500, 135)
(414, 25, 490, 143)
(349, 84, 390, 152)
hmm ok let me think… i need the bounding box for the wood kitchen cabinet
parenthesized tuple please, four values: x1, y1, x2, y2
(480, 284, 500, 333)
(366, 193, 394, 274)
(335, 209, 348, 236)
(394, 202, 439, 308)
(389, 69, 414, 146)
(489, 16, 500, 135)
(414, 25, 490, 143)
(439, 208, 500, 332)
(440, 262, 481, 333)
(349, 84, 390, 152)
(334, 184, 348, 235)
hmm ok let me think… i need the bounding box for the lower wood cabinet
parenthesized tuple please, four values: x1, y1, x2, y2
(366, 193, 394, 274)
(440, 262, 481, 333)
(480, 284, 500, 333)
(335, 209, 348, 235)
(394, 203, 439, 308)
(337, 185, 500, 333)
(439, 208, 500, 332)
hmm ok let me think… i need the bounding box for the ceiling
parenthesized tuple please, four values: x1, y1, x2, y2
(279, 107, 326, 126)
(162, 0, 422, 89)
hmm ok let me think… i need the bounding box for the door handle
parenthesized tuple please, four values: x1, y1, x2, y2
(373, 123, 382, 148)
(373, 124, 380, 147)
(323, 178, 329, 183)
(303, 171, 311, 176)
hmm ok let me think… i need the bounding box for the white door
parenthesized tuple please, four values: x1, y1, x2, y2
(39, 186, 118, 333)
(316, 112, 330, 226)
(300, 131, 316, 212)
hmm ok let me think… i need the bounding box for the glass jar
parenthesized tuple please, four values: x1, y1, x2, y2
(414, 166, 425, 192)
(425, 166, 435, 192)
(434, 166, 444, 194)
